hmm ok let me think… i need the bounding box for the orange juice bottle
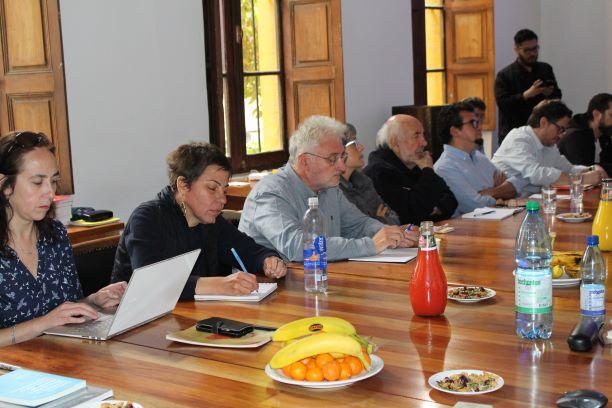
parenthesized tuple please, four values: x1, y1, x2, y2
(592, 179, 612, 251)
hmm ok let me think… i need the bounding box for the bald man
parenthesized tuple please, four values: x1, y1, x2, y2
(364, 115, 457, 224)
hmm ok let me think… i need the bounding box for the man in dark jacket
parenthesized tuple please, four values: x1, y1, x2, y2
(559, 93, 612, 177)
(364, 115, 457, 225)
(495, 29, 562, 143)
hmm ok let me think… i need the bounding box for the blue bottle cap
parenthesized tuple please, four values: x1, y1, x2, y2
(587, 235, 599, 246)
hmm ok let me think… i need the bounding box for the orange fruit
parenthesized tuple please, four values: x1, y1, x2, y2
(344, 356, 363, 375)
(362, 348, 371, 366)
(315, 353, 334, 368)
(305, 366, 324, 382)
(300, 357, 312, 366)
(336, 357, 344, 363)
(322, 361, 341, 381)
(306, 358, 317, 369)
(282, 365, 292, 377)
(339, 362, 352, 380)
(289, 362, 307, 380)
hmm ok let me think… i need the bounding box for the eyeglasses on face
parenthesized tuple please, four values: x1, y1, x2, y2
(462, 119, 481, 129)
(303, 151, 348, 165)
(344, 139, 361, 148)
(520, 45, 540, 54)
(550, 121, 567, 135)
(3, 131, 47, 158)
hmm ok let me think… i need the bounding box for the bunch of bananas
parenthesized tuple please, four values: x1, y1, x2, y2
(551, 251, 582, 278)
(269, 316, 372, 372)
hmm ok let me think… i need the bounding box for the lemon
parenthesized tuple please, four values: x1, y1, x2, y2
(552, 265, 564, 279)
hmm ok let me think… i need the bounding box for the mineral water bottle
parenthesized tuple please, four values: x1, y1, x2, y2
(515, 201, 553, 339)
(303, 197, 327, 293)
(580, 235, 607, 327)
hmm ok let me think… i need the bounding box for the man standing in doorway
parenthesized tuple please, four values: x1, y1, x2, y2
(495, 29, 562, 143)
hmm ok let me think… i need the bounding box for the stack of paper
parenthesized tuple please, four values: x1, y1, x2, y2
(194, 283, 277, 302)
(462, 207, 523, 220)
(349, 247, 418, 263)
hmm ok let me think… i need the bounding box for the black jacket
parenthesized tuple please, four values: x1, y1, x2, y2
(559, 113, 612, 175)
(111, 187, 278, 299)
(363, 147, 457, 225)
(495, 60, 562, 142)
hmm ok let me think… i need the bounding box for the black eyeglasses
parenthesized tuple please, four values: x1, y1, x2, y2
(462, 119, 481, 129)
(303, 151, 348, 165)
(3, 132, 47, 158)
(520, 45, 540, 54)
(551, 122, 567, 135)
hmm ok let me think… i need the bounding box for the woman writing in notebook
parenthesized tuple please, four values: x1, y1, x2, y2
(0, 132, 126, 347)
(111, 142, 286, 299)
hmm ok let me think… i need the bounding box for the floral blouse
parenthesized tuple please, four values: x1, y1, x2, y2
(0, 220, 83, 328)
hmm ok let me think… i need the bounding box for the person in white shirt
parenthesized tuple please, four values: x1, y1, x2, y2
(492, 99, 605, 195)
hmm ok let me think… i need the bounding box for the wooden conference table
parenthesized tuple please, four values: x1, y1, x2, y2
(3, 190, 611, 407)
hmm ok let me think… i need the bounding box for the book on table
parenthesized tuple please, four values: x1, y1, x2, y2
(0, 369, 112, 407)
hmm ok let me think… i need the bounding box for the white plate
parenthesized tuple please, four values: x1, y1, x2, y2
(553, 277, 581, 287)
(428, 369, 504, 395)
(447, 286, 496, 303)
(556, 213, 592, 223)
(81, 401, 143, 408)
(265, 354, 384, 389)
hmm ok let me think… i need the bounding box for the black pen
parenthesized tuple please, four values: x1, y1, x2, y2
(473, 210, 495, 217)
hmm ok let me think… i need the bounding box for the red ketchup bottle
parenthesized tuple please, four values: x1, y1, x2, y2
(409, 221, 447, 316)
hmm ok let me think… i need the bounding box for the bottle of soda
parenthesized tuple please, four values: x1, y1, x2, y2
(580, 235, 607, 327)
(515, 200, 553, 339)
(409, 221, 447, 316)
(303, 197, 327, 293)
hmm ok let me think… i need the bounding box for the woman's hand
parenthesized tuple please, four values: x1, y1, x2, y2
(218, 272, 259, 295)
(88, 282, 128, 309)
(263, 256, 287, 279)
(38, 301, 99, 331)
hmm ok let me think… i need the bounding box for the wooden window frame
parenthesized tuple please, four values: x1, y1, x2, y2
(203, 0, 289, 174)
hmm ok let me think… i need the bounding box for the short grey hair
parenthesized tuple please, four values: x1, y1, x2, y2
(376, 119, 404, 148)
(288, 115, 346, 165)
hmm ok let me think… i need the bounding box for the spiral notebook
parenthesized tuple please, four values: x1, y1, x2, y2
(194, 283, 277, 302)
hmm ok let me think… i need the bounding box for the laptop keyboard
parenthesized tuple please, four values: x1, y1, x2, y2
(59, 312, 115, 337)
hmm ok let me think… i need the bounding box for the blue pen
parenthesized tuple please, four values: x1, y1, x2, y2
(231, 247, 257, 293)
(405, 224, 415, 232)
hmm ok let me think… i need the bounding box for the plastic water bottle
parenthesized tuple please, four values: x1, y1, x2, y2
(303, 197, 327, 293)
(580, 235, 607, 327)
(515, 201, 553, 339)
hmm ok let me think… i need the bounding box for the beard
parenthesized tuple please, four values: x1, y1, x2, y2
(518, 53, 537, 67)
(475, 138, 484, 146)
(599, 123, 612, 137)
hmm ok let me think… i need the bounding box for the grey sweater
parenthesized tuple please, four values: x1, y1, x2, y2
(339, 170, 400, 225)
(239, 165, 383, 261)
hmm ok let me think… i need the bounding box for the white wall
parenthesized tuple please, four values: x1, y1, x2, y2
(341, 0, 413, 159)
(60, 0, 209, 220)
(540, 0, 612, 113)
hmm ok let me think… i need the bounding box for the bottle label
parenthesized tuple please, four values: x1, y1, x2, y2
(580, 284, 606, 316)
(515, 268, 553, 314)
(304, 236, 327, 271)
(418, 234, 437, 252)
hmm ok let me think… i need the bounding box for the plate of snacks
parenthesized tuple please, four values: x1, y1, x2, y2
(428, 369, 503, 395)
(266, 353, 383, 389)
(551, 251, 581, 287)
(556, 212, 592, 223)
(447, 286, 496, 303)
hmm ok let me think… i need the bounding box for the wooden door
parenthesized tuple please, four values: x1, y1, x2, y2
(0, 0, 73, 192)
(444, 0, 495, 130)
(281, 0, 345, 134)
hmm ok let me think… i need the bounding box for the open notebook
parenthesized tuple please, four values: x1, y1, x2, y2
(194, 283, 277, 302)
(349, 248, 418, 263)
(462, 207, 523, 220)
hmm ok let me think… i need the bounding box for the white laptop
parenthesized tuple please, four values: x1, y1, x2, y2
(44, 249, 200, 341)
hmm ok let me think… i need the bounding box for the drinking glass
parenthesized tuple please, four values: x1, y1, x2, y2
(541, 186, 557, 214)
(569, 171, 583, 213)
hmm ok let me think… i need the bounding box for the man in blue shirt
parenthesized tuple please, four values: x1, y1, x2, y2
(434, 103, 527, 215)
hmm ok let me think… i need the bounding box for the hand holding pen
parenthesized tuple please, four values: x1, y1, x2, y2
(229, 248, 259, 294)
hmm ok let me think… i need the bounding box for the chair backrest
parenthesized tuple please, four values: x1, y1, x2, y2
(73, 235, 120, 297)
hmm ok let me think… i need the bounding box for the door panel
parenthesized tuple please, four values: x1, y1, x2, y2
(282, 0, 344, 135)
(0, 0, 72, 192)
(445, 0, 495, 130)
